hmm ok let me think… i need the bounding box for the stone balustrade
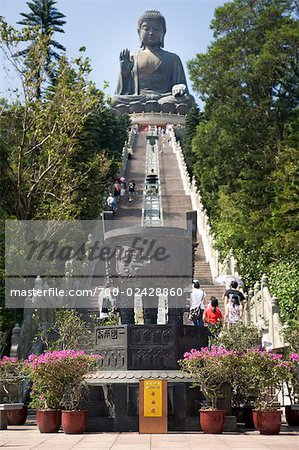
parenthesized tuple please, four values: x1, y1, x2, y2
(119, 127, 136, 177)
(246, 274, 285, 350)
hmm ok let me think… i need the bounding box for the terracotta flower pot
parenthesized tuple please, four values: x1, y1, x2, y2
(253, 410, 282, 434)
(200, 409, 225, 434)
(285, 405, 299, 426)
(7, 405, 28, 425)
(62, 410, 87, 434)
(36, 409, 61, 433)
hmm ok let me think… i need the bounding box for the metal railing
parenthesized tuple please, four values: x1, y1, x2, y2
(141, 129, 163, 227)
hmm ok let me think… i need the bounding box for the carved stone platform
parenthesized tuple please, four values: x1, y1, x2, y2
(95, 325, 208, 371)
(129, 112, 186, 127)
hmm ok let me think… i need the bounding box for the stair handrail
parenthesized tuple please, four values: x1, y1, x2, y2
(246, 274, 285, 350)
(119, 126, 136, 177)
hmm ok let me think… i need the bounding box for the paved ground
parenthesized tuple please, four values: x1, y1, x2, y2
(0, 424, 298, 449)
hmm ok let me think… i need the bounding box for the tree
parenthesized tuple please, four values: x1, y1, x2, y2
(18, 0, 66, 61)
(17, 0, 66, 95)
(37, 309, 94, 351)
(0, 21, 130, 344)
(181, 105, 201, 176)
(186, 0, 299, 283)
(0, 22, 128, 220)
(268, 258, 299, 322)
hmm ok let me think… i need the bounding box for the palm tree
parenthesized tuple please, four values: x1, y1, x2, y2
(18, 0, 66, 63)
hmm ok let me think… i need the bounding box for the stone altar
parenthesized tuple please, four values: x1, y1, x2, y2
(84, 324, 209, 432)
(95, 324, 208, 371)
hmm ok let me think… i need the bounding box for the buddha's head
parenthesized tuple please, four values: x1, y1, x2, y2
(137, 10, 166, 49)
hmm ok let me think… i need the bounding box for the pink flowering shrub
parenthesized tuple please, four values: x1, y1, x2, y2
(237, 349, 293, 410)
(25, 350, 101, 410)
(179, 346, 237, 409)
(180, 346, 294, 411)
(0, 356, 22, 381)
(0, 356, 25, 402)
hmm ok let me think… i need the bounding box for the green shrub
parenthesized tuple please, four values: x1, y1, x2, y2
(215, 323, 262, 352)
(268, 258, 299, 322)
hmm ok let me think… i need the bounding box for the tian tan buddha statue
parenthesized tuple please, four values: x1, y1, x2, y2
(111, 10, 195, 114)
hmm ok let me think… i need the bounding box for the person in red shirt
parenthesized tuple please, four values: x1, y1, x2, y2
(204, 296, 223, 341)
(204, 297, 223, 325)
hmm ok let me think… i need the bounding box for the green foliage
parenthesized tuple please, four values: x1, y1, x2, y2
(0, 22, 129, 220)
(282, 319, 299, 353)
(0, 212, 23, 348)
(266, 113, 299, 256)
(268, 258, 299, 322)
(181, 105, 201, 176)
(215, 323, 262, 352)
(17, 0, 66, 79)
(185, 0, 299, 295)
(0, 20, 130, 345)
(237, 350, 292, 410)
(39, 309, 94, 351)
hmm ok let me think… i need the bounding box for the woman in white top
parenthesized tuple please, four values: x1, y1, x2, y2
(189, 280, 206, 327)
(224, 294, 243, 328)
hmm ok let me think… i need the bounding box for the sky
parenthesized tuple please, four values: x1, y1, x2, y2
(0, 0, 228, 105)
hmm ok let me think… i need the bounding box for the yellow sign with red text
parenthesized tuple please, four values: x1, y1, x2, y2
(144, 380, 163, 417)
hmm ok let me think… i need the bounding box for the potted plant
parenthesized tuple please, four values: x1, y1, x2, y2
(239, 349, 292, 434)
(25, 352, 64, 433)
(214, 323, 263, 428)
(0, 356, 28, 425)
(26, 350, 100, 434)
(180, 346, 236, 433)
(58, 351, 100, 434)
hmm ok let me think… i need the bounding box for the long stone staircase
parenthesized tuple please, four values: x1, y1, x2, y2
(114, 130, 226, 310)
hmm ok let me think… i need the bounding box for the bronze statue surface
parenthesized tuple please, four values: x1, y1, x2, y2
(111, 10, 195, 114)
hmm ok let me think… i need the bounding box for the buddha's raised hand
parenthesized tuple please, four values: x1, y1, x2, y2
(120, 49, 134, 76)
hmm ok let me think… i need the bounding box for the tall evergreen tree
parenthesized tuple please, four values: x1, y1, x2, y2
(17, 0, 66, 76)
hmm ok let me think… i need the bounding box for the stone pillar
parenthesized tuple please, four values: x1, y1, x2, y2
(168, 308, 184, 326)
(117, 280, 135, 324)
(10, 324, 21, 358)
(142, 294, 158, 325)
(119, 308, 135, 325)
(253, 281, 260, 323)
(247, 288, 253, 324)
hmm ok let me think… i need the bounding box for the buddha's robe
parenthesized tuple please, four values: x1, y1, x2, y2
(112, 48, 193, 106)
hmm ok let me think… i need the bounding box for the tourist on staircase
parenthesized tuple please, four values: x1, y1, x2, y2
(128, 179, 136, 202)
(188, 280, 206, 327)
(222, 281, 245, 320)
(113, 179, 121, 202)
(120, 177, 127, 200)
(106, 192, 117, 216)
(203, 296, 223, 338)
(224, 294, 243, 329)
